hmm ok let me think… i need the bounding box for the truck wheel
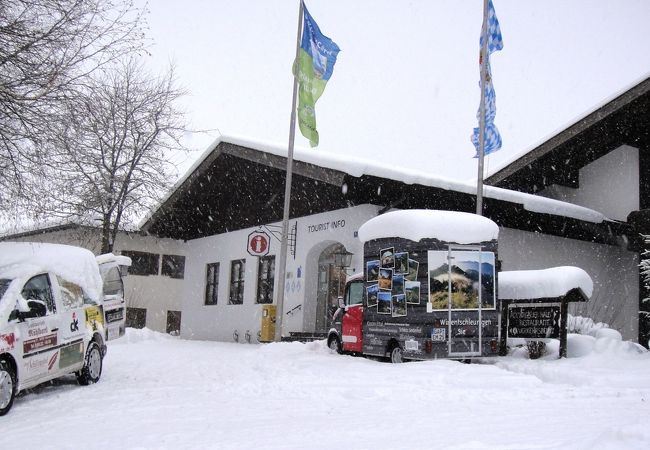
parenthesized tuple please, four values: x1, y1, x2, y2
(0, 360, 16, 416)
(328, 335, 342, 354)
(76, 342, 103, 385)
(389, 344, 404, 364)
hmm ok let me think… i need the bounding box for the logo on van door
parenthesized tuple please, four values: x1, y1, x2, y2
(70, 312, 79, 332)
(0, 333, 15, 352)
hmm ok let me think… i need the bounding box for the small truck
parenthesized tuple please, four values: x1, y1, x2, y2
(328, 210, 501, 363)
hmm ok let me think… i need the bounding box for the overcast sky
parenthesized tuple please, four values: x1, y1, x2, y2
(139, 0, 650, 182)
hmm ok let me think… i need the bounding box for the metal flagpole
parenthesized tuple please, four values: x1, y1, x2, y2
(275, 0, 304, 342)
(476, 0, 489, 216)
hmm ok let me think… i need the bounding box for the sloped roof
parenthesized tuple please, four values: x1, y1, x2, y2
(486, 75, 650, 199)
(141, 137, 628, 245)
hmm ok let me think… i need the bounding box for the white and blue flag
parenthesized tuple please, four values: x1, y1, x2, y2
(472, 0, 503, 157)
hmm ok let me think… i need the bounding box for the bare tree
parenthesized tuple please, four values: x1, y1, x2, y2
(37, 59, 187, 253)
(0, 0, 146, 204)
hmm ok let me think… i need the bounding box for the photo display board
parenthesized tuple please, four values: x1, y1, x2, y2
(365, 246, 421, 318)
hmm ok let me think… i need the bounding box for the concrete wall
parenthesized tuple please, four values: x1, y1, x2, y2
(540, 145, 639, 221)
(180, 205, 379, 342)
(499, 227, 639, 341)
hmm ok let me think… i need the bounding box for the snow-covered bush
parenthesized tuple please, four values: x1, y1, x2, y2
(566, 314, 610, 336)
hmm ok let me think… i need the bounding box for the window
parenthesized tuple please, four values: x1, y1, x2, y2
(161, 254, 185, 279)
(166, 310, 182, 335)
(126, 307, 147, 328)
(100, 266, 124, 297)
(57, 276, 84, 310)
(229, 259, 246, 305)
(256, 256, 275, 304)
(205, 263, 220, 305)
(121, 251, 159, 276)
(346, 281, 364, 306)
(21, 274, 56, 315)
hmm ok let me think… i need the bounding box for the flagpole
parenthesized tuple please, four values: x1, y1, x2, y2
(275, 0, 304, 342)
(476, 0, 489, 216)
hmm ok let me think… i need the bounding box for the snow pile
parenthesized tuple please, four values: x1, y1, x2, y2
(2, 327, 650, 449)
(358, 209, 499, 244)
(567, 314, 611, 336)
(499, 266, 594, 300)
(0, 242, 103, 301)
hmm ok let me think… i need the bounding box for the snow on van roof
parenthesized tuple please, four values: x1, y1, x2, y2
(498, 266, 593, 300)
(357, 210, 499, 244)
(96, 253, 132, 267)
(0, 242, 103, 301)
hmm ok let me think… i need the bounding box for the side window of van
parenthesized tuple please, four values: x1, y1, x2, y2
(56, 276, 85, 310)
(346, 281, 364, 306)
(22, 274, 56, 315)
(100, 266, 124, 297)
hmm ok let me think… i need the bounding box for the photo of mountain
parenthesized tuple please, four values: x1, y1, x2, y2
(427, 251, 495, 310)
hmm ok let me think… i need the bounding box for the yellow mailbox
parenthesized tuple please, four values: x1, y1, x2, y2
(260, 304, 276, 342)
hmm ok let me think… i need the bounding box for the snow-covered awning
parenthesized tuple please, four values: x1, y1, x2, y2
(498, 266, 593, 301)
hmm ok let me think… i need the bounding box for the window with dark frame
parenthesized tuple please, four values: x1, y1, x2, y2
(229, 259, 246, 305)
(256, 255, 275, 304)
(161, 254, 185, 279)
(205, 263, 220, 305)
(121, 251, 159, 276)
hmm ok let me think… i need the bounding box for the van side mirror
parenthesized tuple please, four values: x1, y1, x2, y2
(338, 296, 345, 309)
(16, 297, 46, 319)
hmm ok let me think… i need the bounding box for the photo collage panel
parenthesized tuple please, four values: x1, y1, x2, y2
(366, 247, 421, 316)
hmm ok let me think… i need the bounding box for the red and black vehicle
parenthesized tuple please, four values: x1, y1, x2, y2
(327, 210, 501, 363)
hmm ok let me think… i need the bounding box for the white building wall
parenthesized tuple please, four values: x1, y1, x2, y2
(180, 205, 379, 342)
(112, 233, 186, 333)
(540, 145, 639, 221)
(499, 227, 639, 341)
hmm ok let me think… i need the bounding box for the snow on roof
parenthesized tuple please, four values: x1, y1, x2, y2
(487, 71, 650, 178)
(498, 266, 593, 300)
(0, 242, 103, 302)
(142, 133, 608, 228)
(358, 210, 499, 244)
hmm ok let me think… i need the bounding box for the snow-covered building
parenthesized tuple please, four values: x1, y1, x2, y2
(487, 74, 650, 346)
(0, 223, 185, 334)
(140, 127, 640, 343)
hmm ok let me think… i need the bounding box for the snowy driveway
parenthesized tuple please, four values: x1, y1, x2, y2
(3, 329, 650, 449)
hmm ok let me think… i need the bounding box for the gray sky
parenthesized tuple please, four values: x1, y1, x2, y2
(140, 0, 650, 182)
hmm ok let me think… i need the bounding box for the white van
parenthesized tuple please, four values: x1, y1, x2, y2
(0, 242, 112, 416)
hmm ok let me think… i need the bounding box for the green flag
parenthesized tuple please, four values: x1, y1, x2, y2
(295, 4, 340, 147)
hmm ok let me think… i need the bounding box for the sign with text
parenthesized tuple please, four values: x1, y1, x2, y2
(508, 305, 561, 339)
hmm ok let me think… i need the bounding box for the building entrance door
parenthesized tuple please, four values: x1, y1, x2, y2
(315, 243, 347, 334)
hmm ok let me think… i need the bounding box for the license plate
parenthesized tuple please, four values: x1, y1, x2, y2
(432, 328, 446, 342)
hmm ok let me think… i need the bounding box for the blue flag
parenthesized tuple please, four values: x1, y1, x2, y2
(472, 0, 503, 157)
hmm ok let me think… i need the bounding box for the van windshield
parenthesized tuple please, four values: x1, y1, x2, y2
(0, 278, 10, 300)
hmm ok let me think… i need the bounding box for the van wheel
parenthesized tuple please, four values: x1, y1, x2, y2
(76, 342, 103, 385)
(0, 360, 16, 416)
(389, 344, 404, 364)
(328, 335, 342, 354)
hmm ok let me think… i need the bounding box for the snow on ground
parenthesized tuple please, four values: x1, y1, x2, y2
(3, 329, 650, 450)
